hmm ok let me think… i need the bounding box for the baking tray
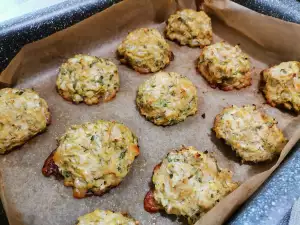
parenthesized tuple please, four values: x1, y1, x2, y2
(229, 142, 300, 225)
(0, 0, 122, 72)
(2, 0, 300, 73)
(0, 0, 300, 225)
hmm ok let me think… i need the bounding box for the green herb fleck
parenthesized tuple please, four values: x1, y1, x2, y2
(62, 171, 71, 178)
(280, 69, 287, 73)
(91, 135, 96, 141)
(16, 90, 24, 95)
(119, 151, 126, 159)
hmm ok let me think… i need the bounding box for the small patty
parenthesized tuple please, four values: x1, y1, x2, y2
(76, 209, 139, 225)
(144, 146, 238, 224)
(213, 105, 287, 162)
(261, 61, 300, 113)
(136, 72, 198, 126)
(117, 28, 173, 73)
(42, 120, 139, 198)
(165, 9, 212, 47)
(0, 88, 50, 154)
(56, 54, 119, 105)
(197, 42, 251, 91)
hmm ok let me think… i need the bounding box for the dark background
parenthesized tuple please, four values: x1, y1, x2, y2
(0, 1, 300, 225)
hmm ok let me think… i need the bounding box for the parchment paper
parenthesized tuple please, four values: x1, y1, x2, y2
(0, 0, 300, 225)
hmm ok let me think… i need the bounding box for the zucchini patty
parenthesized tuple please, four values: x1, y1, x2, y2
(165, 9, 212, 47)
(261, 61, 300, 113)
(197, 42, 251, 91)
(0, 88, 50, 154)
(77, 209, 139, 225)
(144, 146, 238, 224)
(213, 105, 287, 162)
(136, 72, 198, 126)
(117, 28, 173, 73)
(56, 54, 119, 105)
(42, 120, 139, 198)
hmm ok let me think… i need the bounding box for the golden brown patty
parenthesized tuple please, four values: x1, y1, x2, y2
(0, 88, 50, 154)
(136, 72, 198, 126)
(76, 209, 139, 225)
(197, 42, 251, 91)
(117, 28, 173, 73)
(144, 146, 238, 224)
(213, 105, 287, 162)
(42, 120, 139, 198)
(56, 54, 119, 105)
(165, 9, 212, 47)
(261, 61, 300, 113)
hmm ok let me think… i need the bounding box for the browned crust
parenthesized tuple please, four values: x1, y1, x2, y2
(213, 109, 223, 136)
(144, 163, 162, 213)
(42, 150, 121, 198)
(197, 52, 252, 91)
(164, 29, 212, 48)
(57, 88, 118, 105)
(42, 150, 60, 177)
(259, 69, 267, 92)
(73, 184, 118, 199)
(144, 148, 206, 214)
(153, 163, 162, 173)
(144, 190, 161, 213)
(42, 145, 139, 199)
(264, 93, 299, 114)
(119, 51, 174, 74)
(103, 89, 118, 102)
(260, 68, 276, 108)
(129, 145, 140, 155)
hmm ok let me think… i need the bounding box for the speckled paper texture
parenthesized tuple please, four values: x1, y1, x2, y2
(0, 0, 300, 225)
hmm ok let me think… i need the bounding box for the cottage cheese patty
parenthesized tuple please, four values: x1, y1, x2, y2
(136, 72, 198, 126)
(77, 209, 139, 225)
(197, 42, 251, 91)
(165, 9, 212, 47)
(56, 54, 119, 105)
(213, 105, 287, 162)
(0, 88, 50, 154)
(262, 61, 300, 113)
(144, 146, 238, 224)
(117, 28, 173, 73)
(42, 120, 139, 198)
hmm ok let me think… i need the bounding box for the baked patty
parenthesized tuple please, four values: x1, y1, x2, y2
(261, 61, 300, 113)
(136, 72, 198, 126)
(76, 209, 139, 225)
(165, 9, 212, 47)
(56, 54, 120, 105)
(42, 120, 139, 198)
(213, 105, 287, 162)
(0, 88, 50, 154)
(144, 146, 238, 224)
(117, 28, 174, 73)
(197, 42, 251, 91)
